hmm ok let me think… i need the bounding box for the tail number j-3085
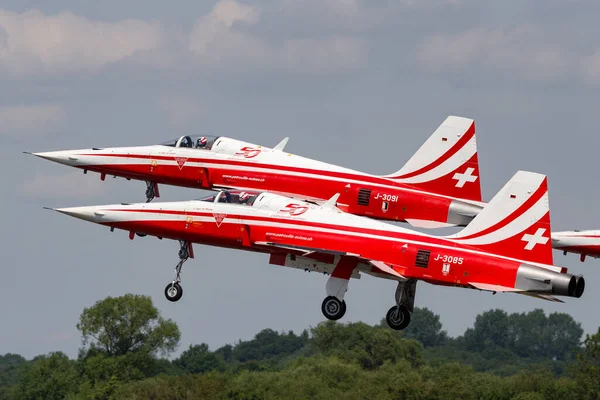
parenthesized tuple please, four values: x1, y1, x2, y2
(374, 193, 398, 202)
(434, 254, 463, 264)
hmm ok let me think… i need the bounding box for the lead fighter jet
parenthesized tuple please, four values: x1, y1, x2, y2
(47, 171, 584, 329)
(29, 116, 484, 229)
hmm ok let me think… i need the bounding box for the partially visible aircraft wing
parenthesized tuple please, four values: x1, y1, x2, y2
(518, 293, 565, 303)
(255, 241, 406, 280)
(470, 282, 565, 303)
(469, 282, 524, 292)
(254, 241, 360, 258)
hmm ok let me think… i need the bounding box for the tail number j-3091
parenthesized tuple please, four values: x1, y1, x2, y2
(434, 254, 463, 264)
(374, 193, 398, 202)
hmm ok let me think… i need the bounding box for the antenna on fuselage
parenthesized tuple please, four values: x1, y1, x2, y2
(273, 137, 289, 151)
(322, 193, 340, 210)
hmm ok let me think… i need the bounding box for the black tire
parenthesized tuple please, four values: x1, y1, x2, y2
(321, 296, 346, 320)
(386, 305, 411, 330)
(165, 282, 183, 302)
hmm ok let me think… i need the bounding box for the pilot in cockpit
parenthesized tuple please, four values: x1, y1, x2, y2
(180, 136, 193, 148)
(218, 191, 232, 203)
(238, 192, 250, 204)
(196, 136, 208, 149)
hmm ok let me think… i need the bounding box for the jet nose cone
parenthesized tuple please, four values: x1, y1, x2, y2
(26, 150, 82, 166)
(53, 206, 106, 223)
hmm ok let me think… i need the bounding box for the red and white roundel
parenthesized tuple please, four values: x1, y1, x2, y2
(280, 203, 309, 216)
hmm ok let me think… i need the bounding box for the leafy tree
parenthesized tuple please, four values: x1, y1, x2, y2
(463, 309, 512, 351)
(112, 373, 229, 400)
(11, 352, 77, 400)
(461, 308, 582, 361)
(571, 327, 600, 398)
(73, 294, 181, 399)
(310, 321, 423, 369)
(74, 352, 154, 400)
(214, 344, 233, 363)
(543, 312, 583, 360)
(232, 329, 309, 364)
(76, 294, 180, 358)
(508, 309, 582, 360)
(174, 344, 226, 374)
(0, 354, 26, 389)
(381, 307, 448, 347)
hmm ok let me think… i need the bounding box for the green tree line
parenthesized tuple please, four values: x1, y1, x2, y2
(1, 294, 598, 399)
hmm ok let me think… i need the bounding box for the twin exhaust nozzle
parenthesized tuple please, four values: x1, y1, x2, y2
(564, 275, 585, 298)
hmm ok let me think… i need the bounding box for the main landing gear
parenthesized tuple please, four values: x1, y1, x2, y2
(317, 257, 417, 330)
(318, 257, 416, 330)
(321, 296, 346, 320)
(164, 240, 191, 302)
(385, 279, 417, 330)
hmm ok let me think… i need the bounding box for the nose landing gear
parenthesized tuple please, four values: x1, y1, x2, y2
(164, 240, 191, 302)
(145, 181, 159, 203)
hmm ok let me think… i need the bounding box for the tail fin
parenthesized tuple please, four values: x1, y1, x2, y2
(384, 116, 482, 202)
(449, 171, 553, 265)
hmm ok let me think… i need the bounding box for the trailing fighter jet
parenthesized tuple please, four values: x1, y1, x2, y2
(29, 116, 483, 229)
(47, 171, 584, 329)
(552, 230, 600, 262)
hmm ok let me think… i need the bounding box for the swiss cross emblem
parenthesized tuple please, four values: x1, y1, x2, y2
(213, 213, 227, 227)
(521, 228, 549, 250)
(452, 167, 478, 188)
(175, 157, 188, 170)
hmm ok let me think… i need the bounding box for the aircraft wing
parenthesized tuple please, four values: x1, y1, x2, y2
(518, 293, 565, 303)
(469, 282, 524, 292)
(469, 282, 564, 303)
(254, 241, 406, 280)
(254, 241, 360, 258)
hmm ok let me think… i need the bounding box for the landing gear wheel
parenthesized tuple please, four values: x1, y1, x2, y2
(165, 282, 183, 302)
(321, 296, 346, 320)
(386, 305, 411, 330)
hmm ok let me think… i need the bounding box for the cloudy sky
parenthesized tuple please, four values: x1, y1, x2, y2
(2, 0, 600, 359)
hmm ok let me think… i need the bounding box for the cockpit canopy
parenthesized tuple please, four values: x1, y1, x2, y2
(160, 135, 220, 150)
(197, 190, 260, 206)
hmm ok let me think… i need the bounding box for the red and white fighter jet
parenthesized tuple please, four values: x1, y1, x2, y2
(552, 231, 600, 262)
(47, 171, 585, 329)
(30, 116, 483, 229)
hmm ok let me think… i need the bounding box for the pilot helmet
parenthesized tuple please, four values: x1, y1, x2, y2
(239, 192, 250, 203)
(196, 137, 208, 148)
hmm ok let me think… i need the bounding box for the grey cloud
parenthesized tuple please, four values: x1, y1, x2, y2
(0, 9, 165, 75)
(0, 104, 66, 136)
